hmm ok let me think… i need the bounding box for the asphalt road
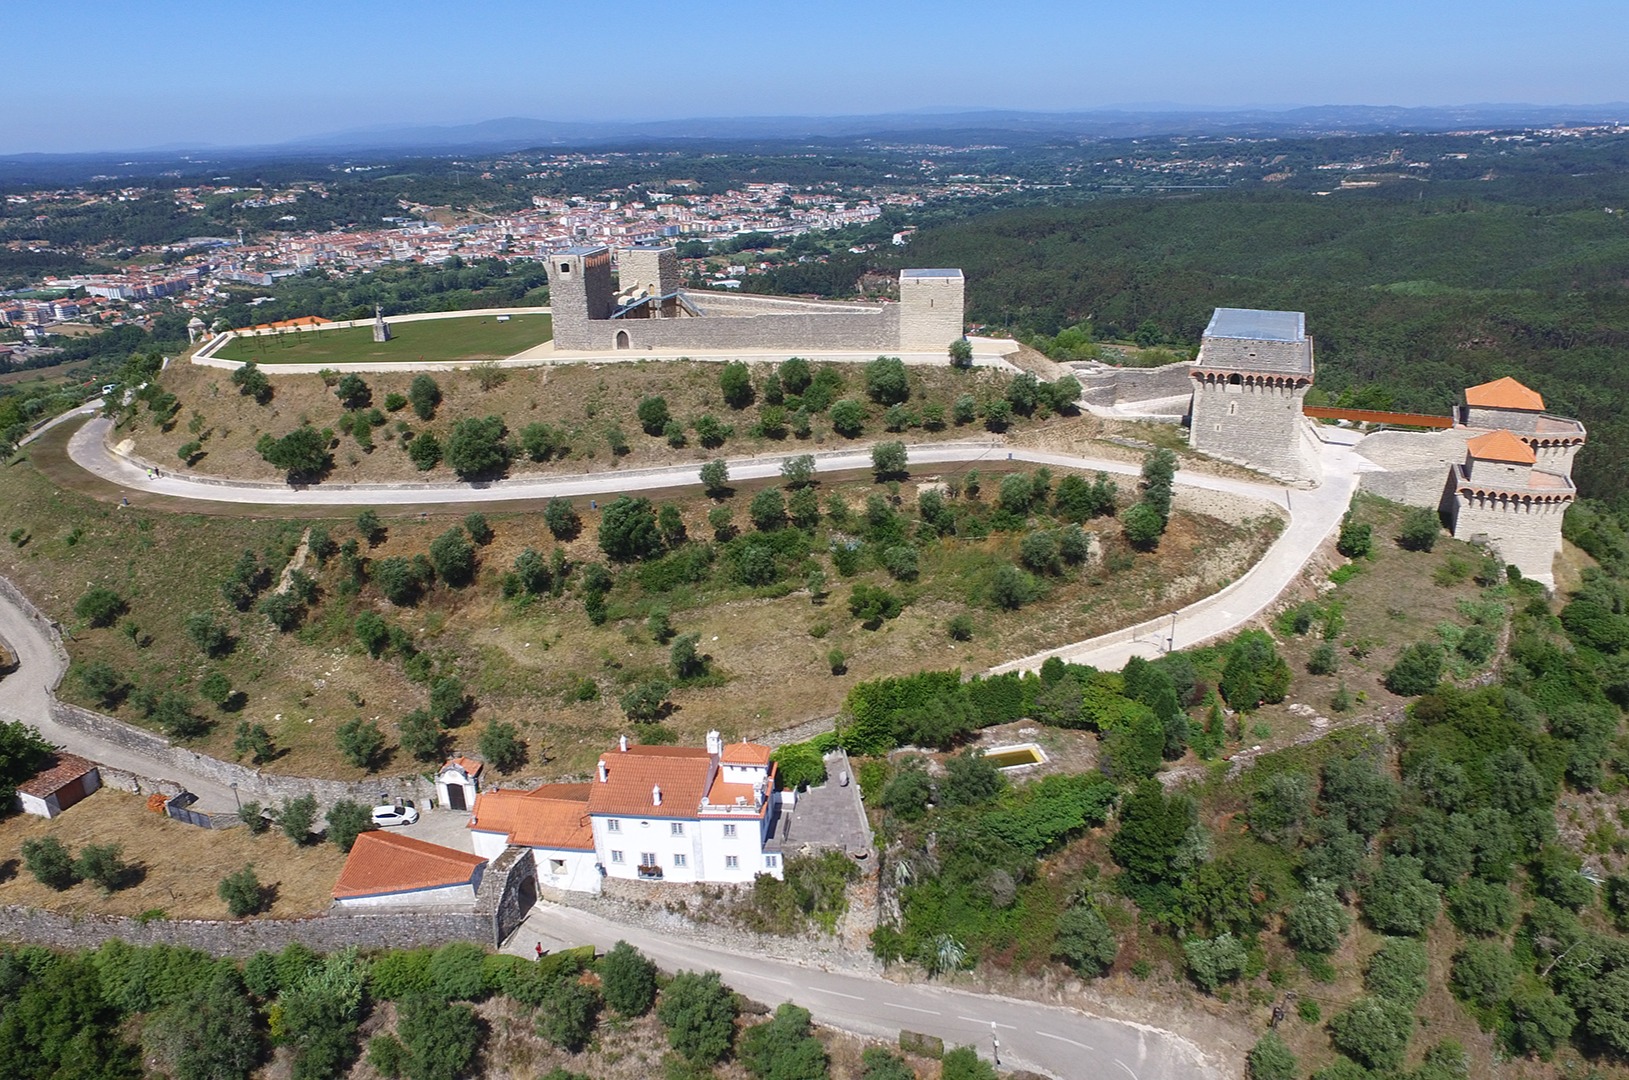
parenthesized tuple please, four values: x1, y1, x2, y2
(514, 902, 1224, 1080)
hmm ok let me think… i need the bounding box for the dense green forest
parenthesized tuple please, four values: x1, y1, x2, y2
(899, 183, 1629, 505)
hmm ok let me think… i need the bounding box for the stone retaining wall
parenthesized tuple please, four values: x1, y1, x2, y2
(0, 904, 484, 956)
(0, 575, 68, 687)
(48, 699, 435, 813)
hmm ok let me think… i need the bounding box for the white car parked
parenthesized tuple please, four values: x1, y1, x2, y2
(371, 804, 420, 827)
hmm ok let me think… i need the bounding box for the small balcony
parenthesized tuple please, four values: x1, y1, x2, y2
(637, 864, 664, 880)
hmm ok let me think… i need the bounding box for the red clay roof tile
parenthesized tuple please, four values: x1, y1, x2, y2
(332, 831, 486, 900)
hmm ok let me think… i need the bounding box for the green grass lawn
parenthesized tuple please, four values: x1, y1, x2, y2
(214, 312, 551, 365)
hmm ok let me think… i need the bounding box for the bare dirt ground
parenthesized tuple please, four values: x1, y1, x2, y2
(0, 789, 344, 919)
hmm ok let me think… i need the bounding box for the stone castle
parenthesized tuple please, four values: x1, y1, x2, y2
(1079, 308, 1584, 587)
(549, 243, 964, 354)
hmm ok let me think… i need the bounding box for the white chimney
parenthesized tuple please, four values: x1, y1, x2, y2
(597, 760, 608, 783)
(652, 784, 662, 806)
(619, 735, 628, 753)
(706, 730, 722, 757)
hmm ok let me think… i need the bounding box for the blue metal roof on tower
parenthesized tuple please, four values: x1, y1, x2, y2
(1204, 307, 1305, 342)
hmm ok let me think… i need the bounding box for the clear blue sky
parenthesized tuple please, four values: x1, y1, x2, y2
(9, 0, 1626, 154)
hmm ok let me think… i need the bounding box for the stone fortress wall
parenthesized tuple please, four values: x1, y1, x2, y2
(549, 245, 963, 354)
(1190, 377, 1318, 483)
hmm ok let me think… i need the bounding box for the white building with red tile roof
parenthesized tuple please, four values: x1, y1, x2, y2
(15, 753, 100, 819)
(468, 731, 785, 891)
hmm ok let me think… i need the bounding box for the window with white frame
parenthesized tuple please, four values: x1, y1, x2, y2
(670, 822, 685, 837)
(764, 855, 779, 868)
(722, 823, 737, 838)
(725, 855, 739, 869)
(606, 818, 620, 833)
(610, 850, 623, 864)
(673, 853, 687, 868)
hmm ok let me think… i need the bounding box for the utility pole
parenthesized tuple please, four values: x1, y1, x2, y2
(991, 1021, 1001, 1067)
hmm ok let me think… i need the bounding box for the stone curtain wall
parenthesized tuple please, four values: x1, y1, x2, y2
(0, 904, 484, 957)
(48, 699, 436, 814)
(570, 307, 900, 353)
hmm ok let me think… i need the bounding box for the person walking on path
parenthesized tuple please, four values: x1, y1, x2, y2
(535, 942, 544, 961)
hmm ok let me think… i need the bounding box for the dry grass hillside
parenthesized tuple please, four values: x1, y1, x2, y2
(127, 358, 1040, 485)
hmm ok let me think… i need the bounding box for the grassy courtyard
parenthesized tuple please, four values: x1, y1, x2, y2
(212, 312, 552, 365)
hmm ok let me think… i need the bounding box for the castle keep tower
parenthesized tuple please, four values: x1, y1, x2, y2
(550, 246, 614, 349)
(1188, 308, 1317, 483)
(898, 268, 966, 351)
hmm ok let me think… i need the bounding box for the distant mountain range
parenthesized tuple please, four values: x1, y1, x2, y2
(4, 103, 1627, 169)
(271, 103, 1629, 153)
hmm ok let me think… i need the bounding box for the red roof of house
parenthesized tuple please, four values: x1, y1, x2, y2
(1466, 429, 1537, 464)
(17, 754, 97, 799)
(469, 784, 594, 850)
(442, 757, 484, 778)
(1465, 376, 1544, 412)
(332, 831, 486, 899)
(587, 745, 712, 818)
(720, 741, 773, 766)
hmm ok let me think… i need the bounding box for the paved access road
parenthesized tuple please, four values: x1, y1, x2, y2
(515, 902, 1224, 1080)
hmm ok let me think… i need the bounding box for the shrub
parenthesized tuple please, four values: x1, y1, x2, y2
(75, 586, 125, 628)
(871, 440, 908, 480)
(444, 415, 508, 479)
(428, 941, 488, 1001)
(849, 582, 903, 627)
(542, 497, 581, 541)
(830, 398, 865, 436)
(599, 941, 658, 1016)
(218, 865, 265, 917)
(1286, 879, 1350, 953)
(1329, 997, 1414, 1072)
(881, 544, 918, 581)
(1399, 506, 1441, 551)
(324, 800, 372, 853)
(1336, 514, 1374, 558)
(865, 356, 909, 405)
(1450, 940, 1517, 1010)
(479, 720, 527, 772)
(598, 495, 663, 561)
(408, 374, 441, 420)
(739, 1003, 827, 1080)
(720, 361, 754, 408)
(988, 563, 1038, 610)
(947, 613, 975, 641)
(948, 338, 973, 368)
(1385, 642, 1444, 695)
(1053, 905, 1118, 976)
(335, 718, 385, 770)
(637, 395, 671, 435)
(772, 742, 828, 789)
(620, 680, 671, 722)
(429, 527, 476, 587)
(1247, 1032, 1299, 1080)
(952, 394, 977, 425)
(279, 794, 318, 845)
(1364, 937, 1429, 1005)
(749, 488, 786, 531)
(1361, 854, 1441, 935)
(22, 836, 77, 889)
(657, 970, 739, 1064)
(1183, 932, 1247, 993)
(1307, 641, 1339, 675)
(536, 978, 600, 1053)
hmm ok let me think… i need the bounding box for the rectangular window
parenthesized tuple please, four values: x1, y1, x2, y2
(610, 850, 623, 864)
(765, 855, 779, 869)
(673, 853, 687, 868)
(725, 855, 739, 869)
(606, 819, 620, 833)
(722, 823, 737, 838)
(670, 822, 685, 837)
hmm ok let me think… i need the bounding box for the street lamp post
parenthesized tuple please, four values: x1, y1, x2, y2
(229, 781, 241, 812)
(991, 1021, 1001, 1067)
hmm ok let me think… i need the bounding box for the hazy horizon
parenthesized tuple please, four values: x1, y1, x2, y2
(11, 0, 1628, 155)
